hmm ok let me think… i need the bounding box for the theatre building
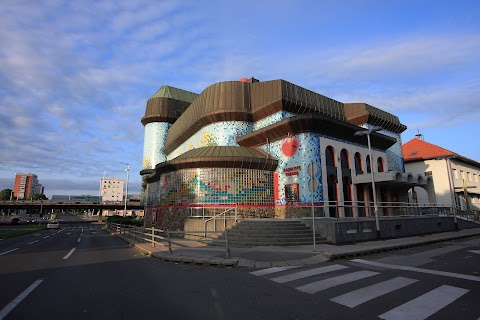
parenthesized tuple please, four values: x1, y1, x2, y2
(140, 78, 434, 229)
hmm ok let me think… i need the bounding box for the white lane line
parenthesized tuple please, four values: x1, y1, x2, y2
(43, 236, 50, 239)
(469, 250, 480, 255)
(80, 233, 83, 236)
(378, 285, 469, 320)
(63, 247, 77, 260)
(77, 238, 81, 243)
(28, 240, 39, 245)
(296, 270, 379, 294)
(250, 266, 301, 276)
(330, 277, 418, 308)
(352, 259, 480, 282)
(0, 279, 44, 320)
(0, 248, 19, 256)
(66, 232, 71, 235)
(271, 264, 349, 284)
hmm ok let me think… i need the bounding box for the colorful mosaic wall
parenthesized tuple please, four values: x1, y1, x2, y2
(262, 133, 323, 205)
(253, 111, 296, 131)
(142, 122, 170, 169)
(153, 168, 274, 206)
(168, 122, 253, 160)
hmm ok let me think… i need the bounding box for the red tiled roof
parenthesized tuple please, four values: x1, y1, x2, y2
(402, 138, 456, 162)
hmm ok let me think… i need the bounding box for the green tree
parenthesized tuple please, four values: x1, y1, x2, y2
(0, 189, 13, 201)
(31, 194, 48, 201)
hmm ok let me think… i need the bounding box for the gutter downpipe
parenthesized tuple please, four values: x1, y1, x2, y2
(445, 157, 458, 229)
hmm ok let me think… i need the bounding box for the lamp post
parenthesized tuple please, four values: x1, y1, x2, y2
(354, 126, 383, 239)
(121, 162, 130, 217)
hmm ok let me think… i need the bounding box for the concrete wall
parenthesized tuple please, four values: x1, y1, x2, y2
(302, 216, 479, 244)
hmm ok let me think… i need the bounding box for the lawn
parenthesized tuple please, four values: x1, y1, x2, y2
(0, 225, 45, 239)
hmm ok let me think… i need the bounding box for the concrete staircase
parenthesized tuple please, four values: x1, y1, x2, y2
(208, 219, 328, 247)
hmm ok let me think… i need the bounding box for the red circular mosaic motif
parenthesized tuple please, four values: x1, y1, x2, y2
(281, 138, 299, 157)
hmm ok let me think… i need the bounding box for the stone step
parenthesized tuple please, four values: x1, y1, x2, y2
(230, 226, 312, 232)
(207, 237, 329, 247)
(226, 232, 322, 239)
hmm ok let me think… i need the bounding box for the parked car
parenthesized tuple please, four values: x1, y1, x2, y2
(11, 217, 20, 225)
(46, 220, 59, 229)
(26, 218, 35, 224)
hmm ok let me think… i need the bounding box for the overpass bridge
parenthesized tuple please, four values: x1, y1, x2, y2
(0, 200, 143, 212)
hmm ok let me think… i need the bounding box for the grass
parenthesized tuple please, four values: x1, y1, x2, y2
(0, 225, 46, 239)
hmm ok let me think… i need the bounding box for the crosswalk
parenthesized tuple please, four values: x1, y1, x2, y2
(250, 263, 472, 319)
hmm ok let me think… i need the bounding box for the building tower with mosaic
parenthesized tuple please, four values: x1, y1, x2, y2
(140, 78, 434, 229)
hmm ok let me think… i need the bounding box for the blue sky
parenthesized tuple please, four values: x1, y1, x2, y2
(1, 0, 479, 198)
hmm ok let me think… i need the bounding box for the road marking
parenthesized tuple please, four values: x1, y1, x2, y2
(271, 264, 349, 284)
(0, 248, 19, 256)
(63, 247, 76, 260)
(43, 236, 50, 239)
(0, 279, 44, 320)
(352, 259, 480, 282)
(330, 277, 418, 308)
(28, 240, 39, 245)
(250, 266, 301, 276)
(296, 270, 379, 294)
(66, 232, 71, 235)
(378, 285, 469, 320)
(77, 238, 81, 243)
(469, 250, 480, 255)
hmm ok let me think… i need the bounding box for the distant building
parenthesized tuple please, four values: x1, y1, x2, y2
(14, 173, 44, 199)
(403, 135, 480, 211)
(99, 178, 124, 202)
(51, 195, 102, 203)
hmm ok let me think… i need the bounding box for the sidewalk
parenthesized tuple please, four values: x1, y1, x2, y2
(113, 227, 480, 269)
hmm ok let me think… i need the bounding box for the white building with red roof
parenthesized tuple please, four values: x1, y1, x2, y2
(403, 135, 480, 211)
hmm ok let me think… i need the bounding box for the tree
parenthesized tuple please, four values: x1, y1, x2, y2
(0, 189, 13, 201)
(31, 194, 48, 201)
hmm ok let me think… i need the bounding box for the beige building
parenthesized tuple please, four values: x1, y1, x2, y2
(403, 136, 480, 211)
(99, 178, 124, 202)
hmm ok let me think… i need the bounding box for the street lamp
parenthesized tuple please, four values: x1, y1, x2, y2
(354, 125, 383, 239)
(120, 162, 130, 217)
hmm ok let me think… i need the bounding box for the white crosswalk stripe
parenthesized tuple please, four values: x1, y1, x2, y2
(296, 270, 379, 294)
(250, 266, 301, 276)
(270, 264, 349, 284)
(378, 285, 469, 320)
(330, 276, 418, 308)
(249, 264, 473, 319)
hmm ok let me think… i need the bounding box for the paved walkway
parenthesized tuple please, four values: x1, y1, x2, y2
(112, 227, 480, 269)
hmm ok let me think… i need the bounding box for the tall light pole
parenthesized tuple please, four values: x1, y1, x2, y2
(120, 162, 130, 217)
(354, 126, 383, 239)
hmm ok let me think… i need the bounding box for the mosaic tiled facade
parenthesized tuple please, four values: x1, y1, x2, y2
(140, 78, 421, 221)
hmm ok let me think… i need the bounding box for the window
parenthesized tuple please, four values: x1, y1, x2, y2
(475, 174, 478, 183)
(340, 149, 349, 168)
(366, 155, 371, 174)
(467, 172, 471, 181)
(377, 157, 384, 172)
(460, 170, 465, 181)
(354, 152, 362, 174)
(325, 146, 335, 167)
(453, 169, 458, 179)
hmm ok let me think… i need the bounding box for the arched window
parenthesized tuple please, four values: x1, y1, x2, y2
(326, 146, 336, 167)
(366, 155, 371, 174)
(327, 174, 338, 217)
(354, 152, 362, 174)
(340, 149, 349, 168)
(343, 177, 352, 217)
(377, 157, 385, 172)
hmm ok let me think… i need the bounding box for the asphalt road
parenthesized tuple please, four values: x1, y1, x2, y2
(1, 225, 479, 320)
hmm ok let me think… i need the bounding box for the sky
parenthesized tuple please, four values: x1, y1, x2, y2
(0, 0, 479, 198)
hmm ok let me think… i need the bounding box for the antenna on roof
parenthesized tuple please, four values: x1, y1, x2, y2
(415, 129, 424, 140)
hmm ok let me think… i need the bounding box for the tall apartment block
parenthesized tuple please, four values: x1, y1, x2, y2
(99, 178, 124, 202)
(14, 173, 44, 199)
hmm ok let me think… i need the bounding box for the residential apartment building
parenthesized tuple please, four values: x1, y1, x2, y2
(13, 173, 44, 199)
(99, 178, 124, 202)
(403, 136, 480, 211)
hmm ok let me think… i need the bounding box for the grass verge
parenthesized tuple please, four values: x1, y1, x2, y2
(0, 225, 46, 239)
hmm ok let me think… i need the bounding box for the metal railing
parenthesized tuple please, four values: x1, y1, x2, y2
(108, 223, 231, 258)
(204, 205, 237, 237)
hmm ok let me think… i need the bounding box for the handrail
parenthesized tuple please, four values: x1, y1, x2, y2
(203, 205, 237, 237)
(108, 223, 231, 258)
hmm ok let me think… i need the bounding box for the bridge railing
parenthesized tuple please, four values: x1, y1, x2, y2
(108, 223, 231, 258)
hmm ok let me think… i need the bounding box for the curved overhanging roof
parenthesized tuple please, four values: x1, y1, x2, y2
(141, 86, 199, 126)
(157, 79, 406, 154)
(236, 114, 397, 150)
(145, 146, 278, 183)
(344, 103, 406, 134)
